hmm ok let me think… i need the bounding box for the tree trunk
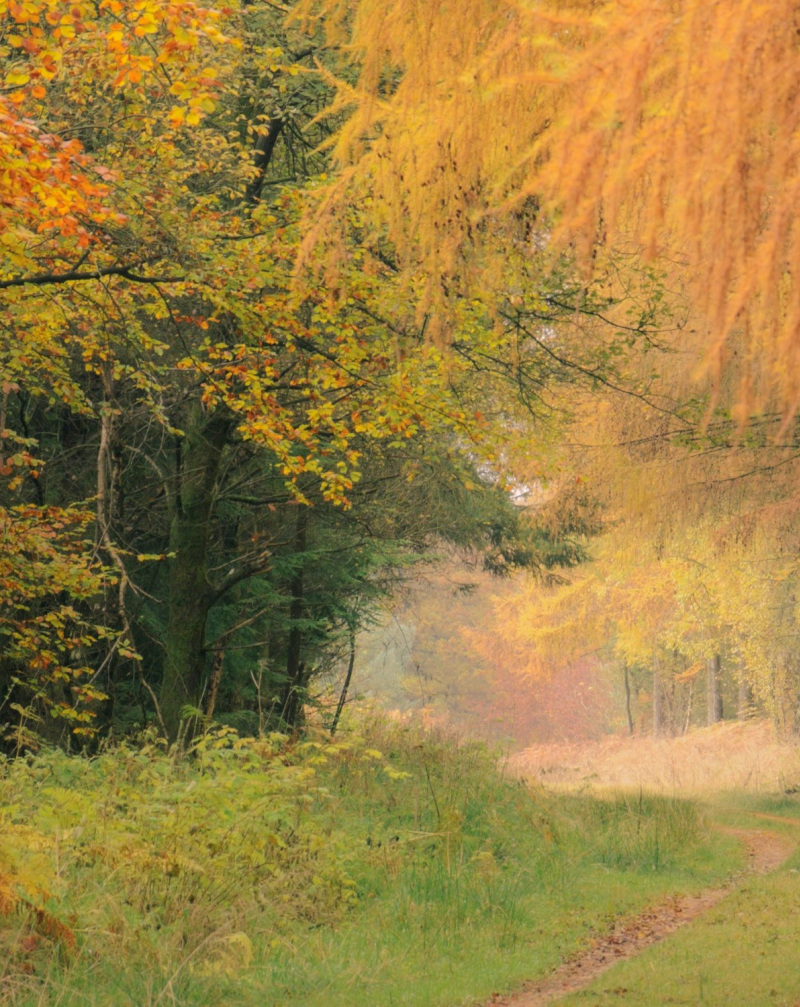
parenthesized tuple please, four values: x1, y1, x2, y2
(682, 680, 694, 735)
(707, 653, 723, 725)
(279, 505, 308, 729)
(652, 654, 661, 737)
(668, 673, 677, 736)
(160, 402, 231, 740)
(331, 624, 356, 736)
(623, 663, 634, 736)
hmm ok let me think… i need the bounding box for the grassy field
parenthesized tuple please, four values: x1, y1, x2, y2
(505, 724, 800, 1006)
(510, 719, 800, 795)
(0, 716, 742, 1007)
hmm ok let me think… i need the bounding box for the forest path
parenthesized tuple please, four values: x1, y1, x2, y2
(484, 827, 795, 1007)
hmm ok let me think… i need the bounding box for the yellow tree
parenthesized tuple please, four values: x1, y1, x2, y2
(489, 330, 800, 735)
(299, 0, 800, 412)
(0, 0, 230, 743)
(292, 0, 800, 738)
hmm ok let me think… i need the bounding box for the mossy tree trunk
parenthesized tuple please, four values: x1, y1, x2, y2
(279, 505, 308, 729)
(160, 402, 232, 740)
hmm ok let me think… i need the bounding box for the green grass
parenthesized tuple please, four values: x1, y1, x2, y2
(0, 717, 742, 1006)
(557, 795, 800, 1007)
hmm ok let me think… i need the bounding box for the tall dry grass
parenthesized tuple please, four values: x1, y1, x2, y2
(508, 719, 800, 795)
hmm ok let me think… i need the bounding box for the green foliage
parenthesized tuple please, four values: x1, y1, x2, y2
(0, 714, 736, 1006)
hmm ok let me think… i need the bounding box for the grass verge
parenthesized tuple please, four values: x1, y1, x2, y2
(557, 794, 800, 1007)
(0, 716, 741, 1006)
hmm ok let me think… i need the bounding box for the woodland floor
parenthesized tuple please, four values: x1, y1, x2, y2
(488, 720, 800, 1007)
(5, 721, 798, 1006)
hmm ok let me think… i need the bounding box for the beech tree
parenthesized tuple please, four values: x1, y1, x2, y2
(2, 0, 632, 744)
(0, 0, 233, 744)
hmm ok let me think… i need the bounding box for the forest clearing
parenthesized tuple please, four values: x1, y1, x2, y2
(3, 0, 800, 1004)
(510, 719, 800, 795)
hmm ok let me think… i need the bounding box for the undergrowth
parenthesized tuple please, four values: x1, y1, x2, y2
(0, 714, 738, 1006)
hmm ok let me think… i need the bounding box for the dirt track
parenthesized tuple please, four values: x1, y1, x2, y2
(484, 828, 795, 1007)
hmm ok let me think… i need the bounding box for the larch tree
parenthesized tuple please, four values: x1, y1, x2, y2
(298, 0, 800, 413)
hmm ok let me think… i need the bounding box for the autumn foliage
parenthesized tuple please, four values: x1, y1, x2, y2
(301, 0, 800, 412)
(0, 0, 556, 742)
(3, 5, 800, 999)
(2, 0, 800, 749)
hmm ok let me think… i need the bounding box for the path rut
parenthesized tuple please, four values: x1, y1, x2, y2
(485, 828, 795, 1007)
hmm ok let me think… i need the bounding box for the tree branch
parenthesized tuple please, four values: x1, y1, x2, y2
(0, 264, 185, 291)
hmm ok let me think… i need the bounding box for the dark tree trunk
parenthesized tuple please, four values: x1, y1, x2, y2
(331, 625, 356, 736)
(244, 116, 285, 204)
(652, 654, 662, 737)
(160, 402, 231, 740)
(280, 505, 308, 729)
(623, 663, 634, 736)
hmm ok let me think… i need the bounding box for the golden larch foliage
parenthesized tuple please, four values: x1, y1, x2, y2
(299, 0, 800, 412)
(536, 0, 800, 415)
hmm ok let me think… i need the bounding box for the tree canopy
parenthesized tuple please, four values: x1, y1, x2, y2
(2, 0, 799, 747)
(300, 0, 800, 412)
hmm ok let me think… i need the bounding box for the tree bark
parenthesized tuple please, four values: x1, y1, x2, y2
(159, 402, 231, 740)
(244, 116, 285, 204)
(331, 624, 356, 736)
(623, 663, 634, 736)
(707, 653, 723, 725)
(279, 505, 308, 729)
(652, 654, 661, 737)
